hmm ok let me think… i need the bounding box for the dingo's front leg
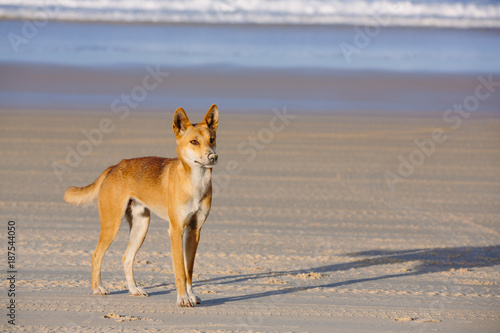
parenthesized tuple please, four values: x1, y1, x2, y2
(170, 225, 193, 307)
(184, 225, 201, 305)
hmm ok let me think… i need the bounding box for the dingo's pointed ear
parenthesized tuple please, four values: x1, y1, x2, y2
(202, 104, 219, 131)
(173, 107, 192, 137)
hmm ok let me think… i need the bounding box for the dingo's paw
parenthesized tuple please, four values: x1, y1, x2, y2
(93, 286, 109, 295)
(189, 294, 201, 305)
(177, 295, 194, 307)
(130, 286, 148, 297)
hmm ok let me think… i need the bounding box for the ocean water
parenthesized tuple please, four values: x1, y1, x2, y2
(1, 21, 499, 73)
(1, 0, 500, 112)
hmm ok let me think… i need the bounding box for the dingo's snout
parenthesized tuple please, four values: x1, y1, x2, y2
(208, 153, 218, 165)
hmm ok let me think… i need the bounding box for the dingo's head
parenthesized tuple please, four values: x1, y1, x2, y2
(173, 104, 219, 169)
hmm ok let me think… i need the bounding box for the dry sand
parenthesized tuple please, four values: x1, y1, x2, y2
(1, 109, 499, 332)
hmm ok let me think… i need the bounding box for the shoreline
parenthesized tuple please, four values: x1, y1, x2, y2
(2, 62, 500, 114)
(4, 17, 500, 30)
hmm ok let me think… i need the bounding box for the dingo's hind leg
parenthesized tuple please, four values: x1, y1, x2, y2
(92, 194, 127, 295)
(123, 199, 150, 296)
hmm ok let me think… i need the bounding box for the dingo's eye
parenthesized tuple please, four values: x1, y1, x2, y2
(210, 138, 215, 144)
(190, 140, 199, 145)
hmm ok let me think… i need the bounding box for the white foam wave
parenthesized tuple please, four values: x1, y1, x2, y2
(0, 0, 499, 28)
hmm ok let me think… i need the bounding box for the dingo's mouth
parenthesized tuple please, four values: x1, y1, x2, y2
(195, 161, 216, 168)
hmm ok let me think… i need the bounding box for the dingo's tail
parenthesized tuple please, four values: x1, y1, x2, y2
(64, 165, 115, 206)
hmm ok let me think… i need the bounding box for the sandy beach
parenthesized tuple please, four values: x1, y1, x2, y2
(1, 3, 500, 331)
(1, 108, 499, 332)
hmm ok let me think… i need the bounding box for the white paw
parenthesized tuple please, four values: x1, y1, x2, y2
(177, 295, 194, 307)
(189, 294, 201, 305)
(129, 286, 148, 297)
(93, 286, 109, 295)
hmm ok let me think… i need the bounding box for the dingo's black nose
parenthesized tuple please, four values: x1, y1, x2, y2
(208, 153, 218, 165)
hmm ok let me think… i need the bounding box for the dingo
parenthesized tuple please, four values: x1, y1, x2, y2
(64, 105, 219, 307)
